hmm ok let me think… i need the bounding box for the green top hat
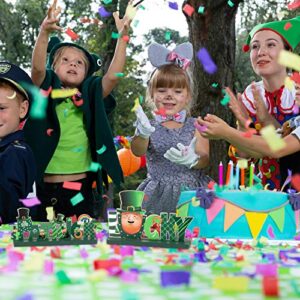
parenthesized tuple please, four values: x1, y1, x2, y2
(47, 36, 102, 77)
(243, 16, 300, 52)
(117, 190, 146, 213)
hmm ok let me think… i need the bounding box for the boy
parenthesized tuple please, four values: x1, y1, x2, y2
(0, 62, 36, 223)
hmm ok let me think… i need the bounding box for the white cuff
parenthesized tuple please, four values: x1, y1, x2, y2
(292, 126, 300, 140)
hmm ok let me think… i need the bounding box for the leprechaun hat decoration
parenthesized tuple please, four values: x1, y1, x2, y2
(117, 190, 146, 213)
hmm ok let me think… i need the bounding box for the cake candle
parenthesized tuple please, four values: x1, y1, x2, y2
(226, 160, 233, 186)
(218, 162, 223, 186)
(235, 164, 240, 189)
(249, 162, 255, 187)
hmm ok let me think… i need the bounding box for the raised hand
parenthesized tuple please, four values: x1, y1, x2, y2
(226, 87, 250, 130)
(134, 106, 155, 139)
(113, 0, 140, 36)
(163, 137, 200, 169)
(41, 0, 62, 33)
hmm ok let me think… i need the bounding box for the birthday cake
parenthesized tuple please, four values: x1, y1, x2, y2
(177, 188, 299, 240)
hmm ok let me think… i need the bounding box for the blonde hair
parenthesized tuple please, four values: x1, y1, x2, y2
(52, 46, 90, 77)
(146, 64, 193, 112)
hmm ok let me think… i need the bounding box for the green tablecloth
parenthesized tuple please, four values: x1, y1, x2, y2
(0, 225, 300, 300)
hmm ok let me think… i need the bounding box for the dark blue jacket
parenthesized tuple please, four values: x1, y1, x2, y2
(0, 130, 36, 223)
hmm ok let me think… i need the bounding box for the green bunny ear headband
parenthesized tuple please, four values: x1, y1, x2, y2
(47, 36, 102, 76)
(243, 16, 300, 52)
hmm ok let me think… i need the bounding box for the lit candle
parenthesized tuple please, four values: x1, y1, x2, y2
(218, 162, 223, 186)
(249, 162, 255, 187)
(235, 164, 240, 190)
(226, 160, 233, 186)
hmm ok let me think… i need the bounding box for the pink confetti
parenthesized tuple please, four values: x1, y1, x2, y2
(65, 27, 79, 40)
(63, 181, 82, 191)
(19, 197, 41, 207)
(194, 120, 207, 133)
(267, 225, 275, 239)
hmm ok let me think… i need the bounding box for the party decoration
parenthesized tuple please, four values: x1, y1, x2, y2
(107, 190, 193, 248)
(12, 208, 97, 247)
(117, 148, 141, 176)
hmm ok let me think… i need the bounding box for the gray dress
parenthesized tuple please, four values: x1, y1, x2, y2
(137, 117, 211, 214)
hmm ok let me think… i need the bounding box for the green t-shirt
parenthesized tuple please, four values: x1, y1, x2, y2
(45, 98, 91, 174)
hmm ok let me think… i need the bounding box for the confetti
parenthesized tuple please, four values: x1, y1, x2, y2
(168, 1, 178, 10)
(183, 4, 195, 16)
(47, 128, 54, 136)
(278, 50, 300, 72)
(227, 0, 235, 7)
(197, 48, 217, 74)
(51, 88, 78, 99)
(198, 6, 205, 14)
(165, 31, 171, 41)
(98, 6, 112, 18)
(111, 32, 120, 39)
(284, 22, 292, 30)
(125, 4, 137, 20)
(65, 28, 79, 40)
(290, 72, 300, 84)
(122, 35, 130, 42)
(287, 0, 300, 10)
(63, 181, 82, 191)
(131, 98, 140, 112)
(89, 162, 102, 172)
(96, 145, 107, 154)
(260, 125, 286, 152)
(70, 192, 84, 206)
(114, 72, 124, 77)
(19, 197, 41, 207)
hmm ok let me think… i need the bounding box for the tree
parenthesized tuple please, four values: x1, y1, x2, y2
(182, 0, 244, 181)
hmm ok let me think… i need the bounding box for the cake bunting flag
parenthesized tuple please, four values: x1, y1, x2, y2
(245, 212, 268, 239)
(224, 202, 245, 232)
(269, 207, 285, 232)
(206, 198, 225, 224)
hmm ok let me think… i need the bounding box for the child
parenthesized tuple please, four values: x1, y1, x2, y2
(24, 0, 139, 220)
(227, 16, 300, 189)
(0, 62, 36, 223)
(131, 42, 211, 215)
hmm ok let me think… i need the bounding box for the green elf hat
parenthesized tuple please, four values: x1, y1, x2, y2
(47, 36, 102, 76)
(243, 16, 300, 52)
(117, 190, 146, 213)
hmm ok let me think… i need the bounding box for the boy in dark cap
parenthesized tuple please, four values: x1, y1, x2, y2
(0, 62, 36, 223)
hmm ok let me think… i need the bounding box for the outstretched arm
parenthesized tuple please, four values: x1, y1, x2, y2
(102, 1, 139, 98)
(197, 114, 300, 158)
(32, 0, 61, 86)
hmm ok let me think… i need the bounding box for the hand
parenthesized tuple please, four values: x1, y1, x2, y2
(163, 137, 200, 169)
(134, 106, 155, 139)
(41, 0, 62, 34)
(251, 83, 275, 125)
(226, 87, 250, 130)
(196, 114, 230, 140)
(113, 0, 139, 36)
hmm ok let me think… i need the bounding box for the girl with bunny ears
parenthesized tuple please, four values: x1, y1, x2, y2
(131, 42, 211, 215)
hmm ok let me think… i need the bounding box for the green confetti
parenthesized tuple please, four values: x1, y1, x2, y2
(165, 31, 171, 41)
(102, 0, 112, 4)
(198, 6, 205, 14)
(139, 95, 144, 104)
(56, 270, 72, 284)
(111, 32, 120, 39)
(211, 82, 219, 88)
(70, 192, 84, 206)
(114, 72, 124, 77)
(89, 162, 102, 172)
(220, 95, 230, 106)
(138, 5, 146, 10)
(133, 20, 139, 27)
(227, 0, 234, 7)
(96, 145, 107, 155)
(71, 146, 84, 153)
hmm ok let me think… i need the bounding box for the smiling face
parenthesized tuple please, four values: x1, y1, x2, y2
(148, 64, 192, 115)
(0, 82, 28, 139)
(53, 46, 89, 88)
(250, 30, 287, 79)
(121, 211, 144, 235)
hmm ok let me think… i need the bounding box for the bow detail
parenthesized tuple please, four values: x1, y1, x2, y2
(154, 109, 187, 123)
(167, 51, 191, 70)
(148, 42, 193, 69)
